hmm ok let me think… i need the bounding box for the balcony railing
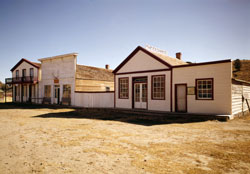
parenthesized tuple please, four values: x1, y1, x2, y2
(5, 76, 38, 84)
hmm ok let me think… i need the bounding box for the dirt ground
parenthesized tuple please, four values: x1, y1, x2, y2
(0, 103, 250, 174)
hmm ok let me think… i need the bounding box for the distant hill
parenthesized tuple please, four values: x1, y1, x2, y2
(233, 59, 250, 82)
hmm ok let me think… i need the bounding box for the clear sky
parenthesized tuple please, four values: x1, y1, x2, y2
(0, 0, 249, 82)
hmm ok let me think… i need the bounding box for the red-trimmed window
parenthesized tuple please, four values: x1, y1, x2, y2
(119, 78, 129, 99)
(152, 75, 165, 100)
(196, 78, 213, 100)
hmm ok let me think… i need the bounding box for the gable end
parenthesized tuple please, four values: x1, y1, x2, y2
(113, 46, 172, 74)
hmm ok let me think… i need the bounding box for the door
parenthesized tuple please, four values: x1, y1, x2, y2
(175, 84, 187, 112)
(14, 86, 17, 102)
(29, 85, 32, 102)
(134, 83, 147, 109)
(54, 85, 60, 104)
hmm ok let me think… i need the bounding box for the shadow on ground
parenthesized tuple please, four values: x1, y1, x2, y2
(1, 102, 227, 126)
(0, 102, 70, 110)
(33, 109, 228, 126)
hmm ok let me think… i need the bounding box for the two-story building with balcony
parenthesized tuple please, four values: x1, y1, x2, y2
(6, 59, 41, 103)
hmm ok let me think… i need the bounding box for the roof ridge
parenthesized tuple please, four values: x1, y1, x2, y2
(77, 64, 113, 71)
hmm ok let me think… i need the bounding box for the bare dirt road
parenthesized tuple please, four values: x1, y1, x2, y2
(0, 103, 250, 174)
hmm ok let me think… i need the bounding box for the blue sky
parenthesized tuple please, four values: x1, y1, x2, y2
(0, 0, 249, 82)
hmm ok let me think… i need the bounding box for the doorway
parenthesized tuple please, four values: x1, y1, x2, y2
(132, 77, 147, 109)
(29, 85, 32, 102)
(54, 85, 60, 104)
(175, 84, 187, 112)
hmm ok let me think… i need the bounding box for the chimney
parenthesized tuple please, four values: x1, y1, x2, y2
(105, 64, 109, 70)
(176, 52, 182, 60)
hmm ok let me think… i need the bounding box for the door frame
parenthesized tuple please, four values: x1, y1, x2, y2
(132, 76, 148, 109)
(175, 83, 187, 112)
(54, 85, 60, 104)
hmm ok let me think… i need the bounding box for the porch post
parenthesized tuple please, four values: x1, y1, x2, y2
(5, 79, 6, 103)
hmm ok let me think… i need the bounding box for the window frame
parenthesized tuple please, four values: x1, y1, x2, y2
(16, 70, 19, 78)
(151, 75, 165, 100)
(30, 68, 34, 77)
(118, 77, 129, 99)
(195, 78, 214, 100)
(44, 85, 51, 98)
(63, 84, 71, 99)
(22, 69, 26, 77)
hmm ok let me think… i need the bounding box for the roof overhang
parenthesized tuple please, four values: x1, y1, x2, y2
(10, 58, 40, 72)
(173, 59, 231, 68)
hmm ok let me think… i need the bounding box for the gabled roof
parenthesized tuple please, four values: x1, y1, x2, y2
(76, 64, 114, 82)
(11, 58, 41, 72)
(113, 46, 187, 73)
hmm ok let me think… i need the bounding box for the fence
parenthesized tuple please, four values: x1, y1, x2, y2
(74, 91, 114, 108)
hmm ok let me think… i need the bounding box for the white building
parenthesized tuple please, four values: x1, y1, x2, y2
(7, 59, 41, 103)
(113, 46, 250, 118)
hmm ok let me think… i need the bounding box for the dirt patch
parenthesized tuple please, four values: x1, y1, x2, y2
(0, 103, 250, 173)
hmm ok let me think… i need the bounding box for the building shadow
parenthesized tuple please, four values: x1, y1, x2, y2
(0, 102, 71, 110)
(33, 108, 228, 126)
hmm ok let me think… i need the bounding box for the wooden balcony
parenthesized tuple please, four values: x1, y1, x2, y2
(5, 76, 38, 84)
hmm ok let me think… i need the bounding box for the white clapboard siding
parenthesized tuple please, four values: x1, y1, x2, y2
(243, 85, 250, 112)
(232, 84, 250, 115)
(232, 84, 243, 115)
(74, 92, 114, 108)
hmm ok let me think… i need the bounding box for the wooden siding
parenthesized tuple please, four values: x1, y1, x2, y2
(75, 79, 114, 92)
(243, 85, 250, 112)
(232, 84, 250, 115)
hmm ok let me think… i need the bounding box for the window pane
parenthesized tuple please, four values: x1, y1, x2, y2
(119, 78, 128, 99)
(152, 75, 165, 100)
(197, 79, 213, 99)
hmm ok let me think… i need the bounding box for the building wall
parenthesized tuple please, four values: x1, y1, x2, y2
(75, 79, 114, 92)
(117, 50, 169, 73)
(172, 62, 232, 115)
(74, 92, 114, 108)
(115, 71, 171, 111)
(39, 55, 76, 105)
(232, 83, 250, 116)
(243, 85, 250, 112)
(12, 61, 39, 78)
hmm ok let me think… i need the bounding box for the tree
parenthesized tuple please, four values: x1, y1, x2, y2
(234, 59, 241, 71)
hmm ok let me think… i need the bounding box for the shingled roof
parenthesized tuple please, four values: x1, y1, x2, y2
(147, 50, 187, 66)
(76, 65, 114, 82)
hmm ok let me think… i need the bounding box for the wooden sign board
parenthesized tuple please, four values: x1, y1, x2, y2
(187, 87, 195, 95)
(54, 79, 59, 83)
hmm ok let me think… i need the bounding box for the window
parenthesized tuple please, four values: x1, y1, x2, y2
(196, 78, 213, 100)
(119, 78, 129, 99)
(106, 86, 110, 91)
(44, 85, 51, 98)
(63, 85, 71, 98)
(22, 69, 26, 77)
(152, 75, 165, 100)
(30, 68, 34, 77)
(16, 70, 19, 78)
